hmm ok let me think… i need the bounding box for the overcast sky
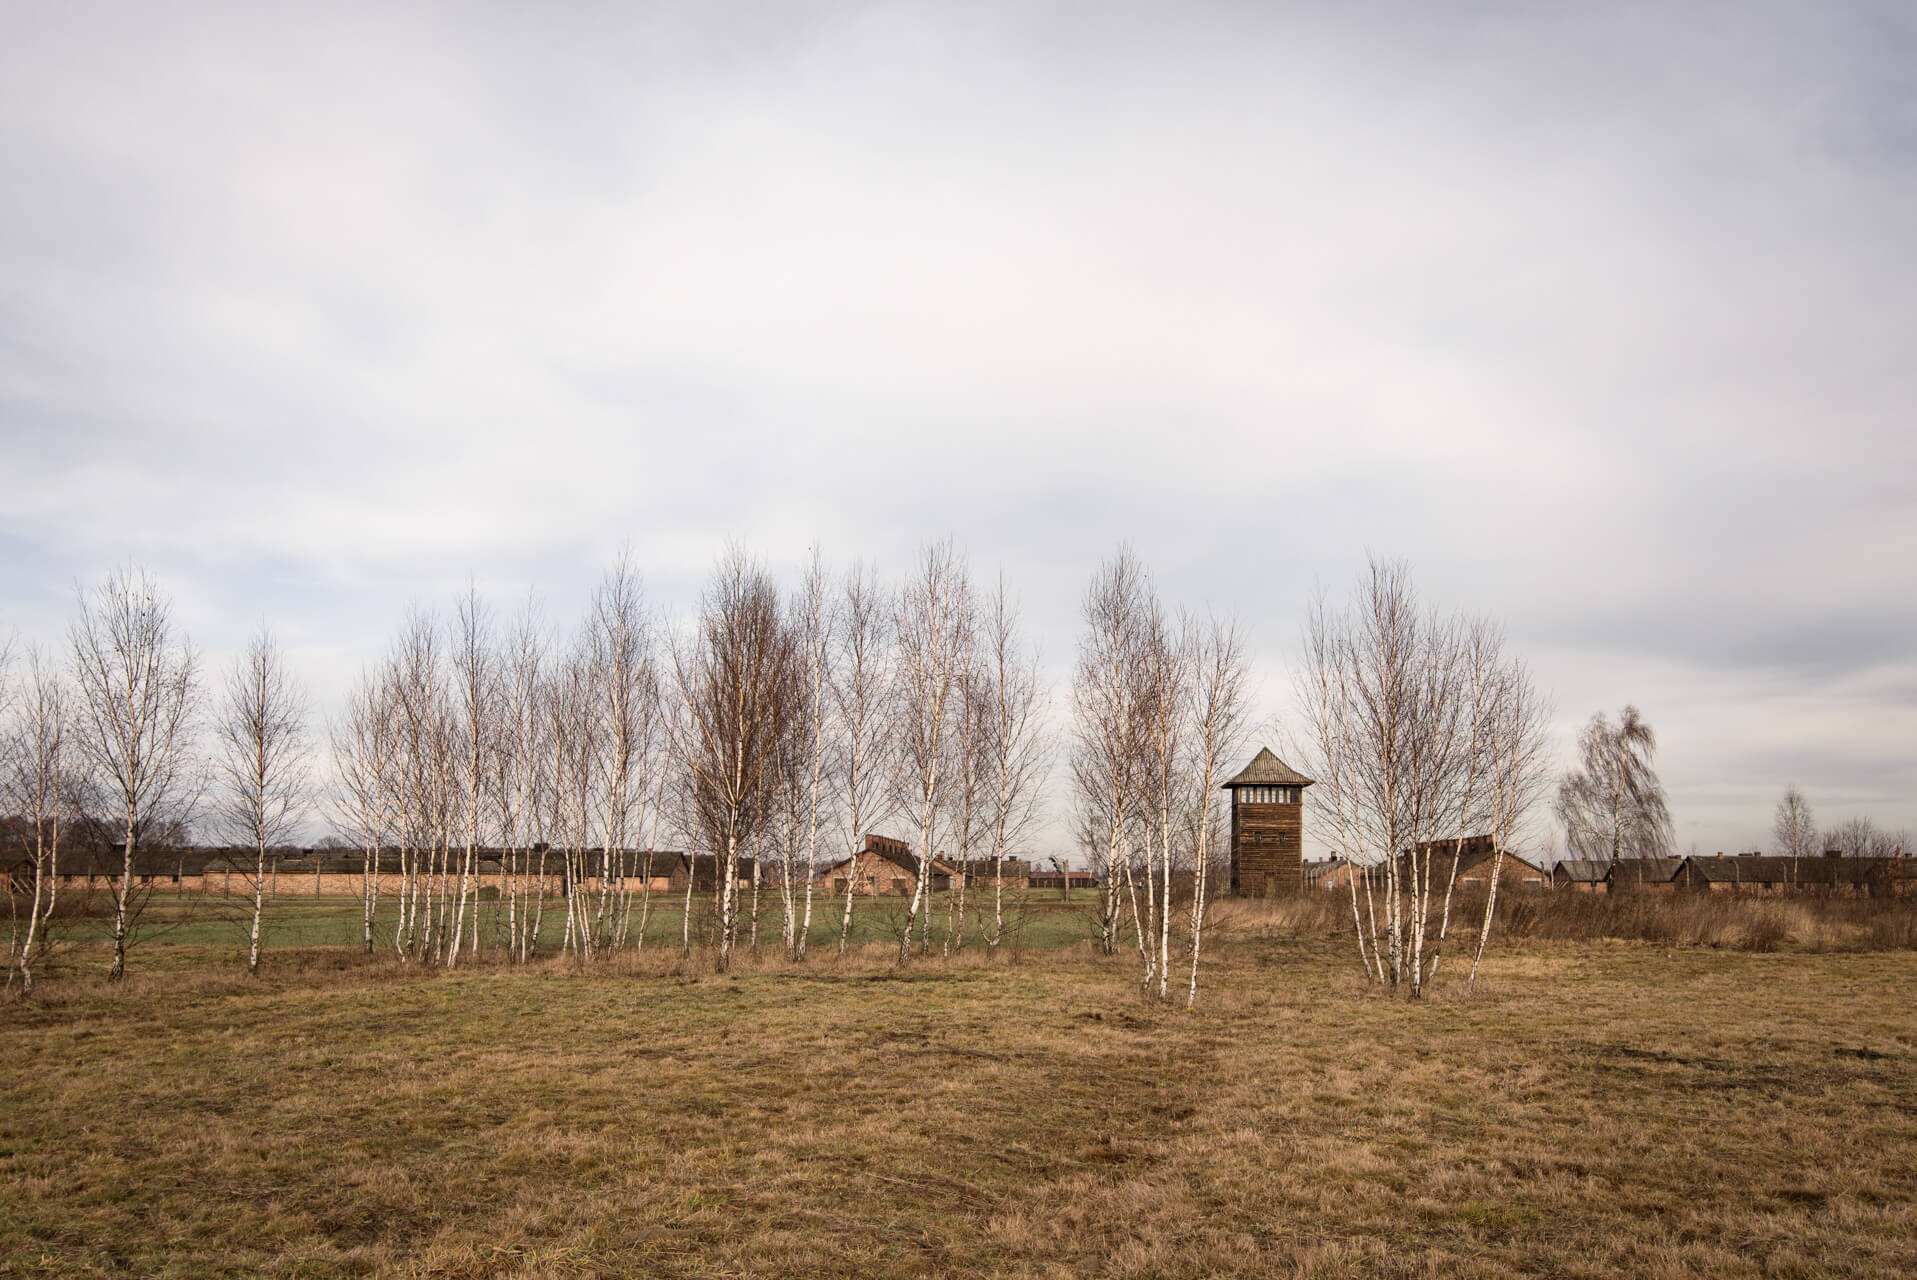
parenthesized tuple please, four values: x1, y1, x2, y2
(3, 2, 1912, 859)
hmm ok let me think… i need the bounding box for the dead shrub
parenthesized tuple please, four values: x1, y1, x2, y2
(1739, 906, 1791, 953)
(1298, 884, 1917, 954)
(1483, 888, 1916, 952)
(1204, 894, 1350, 941)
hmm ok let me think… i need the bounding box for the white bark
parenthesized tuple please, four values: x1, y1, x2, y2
(1185, 616, 1248, 1007)
(68, 566, 200, 982)
(589, 549, 657, 955)
(832, 562, 896, 957)
(4, 647, 73, 996)
(891, 541, 974, 966)
(979, 578, 1048, 955)
(1296, 559, 1532, 998)
(668, 547, 793, 973)
(1072, 549, 1151, 959)
(1468, 661, 1552, 988)
(448, 587, 495, 969)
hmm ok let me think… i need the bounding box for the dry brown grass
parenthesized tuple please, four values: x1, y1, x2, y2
(2, 936, 1914, 1278)
(1215, 888, 1917, 954)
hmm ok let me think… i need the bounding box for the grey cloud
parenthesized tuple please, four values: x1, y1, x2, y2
(1, 1, 1912, 854)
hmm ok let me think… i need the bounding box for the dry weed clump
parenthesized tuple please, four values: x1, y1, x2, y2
(1496, 890, 1917, 952)
(1174, 886, 1915, 956)
(5, 884, 117, 921)
(1204, 894, 1352, 941)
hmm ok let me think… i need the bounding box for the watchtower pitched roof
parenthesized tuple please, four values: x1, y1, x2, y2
(1222, 747, 1314, 789)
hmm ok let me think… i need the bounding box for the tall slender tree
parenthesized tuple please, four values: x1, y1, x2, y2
(978, 577, 1049, 954)
(1184, 614, 1249, 1006)
(449, 587, 496, 967)
(671, 548, 792, 973)
(4, 647, 76, 995)
(330, 665, 395, 956)
(68, 566, 200, 981)
(1296, 559, 1505, 997)
(1133, 602, 1189, 997)
(891, 540, 974, 965)
(588, 551, 657, 952)
(1773, 786, 1817, 886)
(832, 562, 896, 955)
(495, 597, 549, 961)
(547, 640, 601, 958)
(214, 628, 313, 975)
(786, 548, 835, 960)
(1072, 549, 1151, 957)
(1466, 652, 1553, 988)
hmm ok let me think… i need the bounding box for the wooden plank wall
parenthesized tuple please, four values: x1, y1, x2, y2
(1231, 798, 1304, 896)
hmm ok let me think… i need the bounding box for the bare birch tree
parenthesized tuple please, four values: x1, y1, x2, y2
(547, 640, 602, 958)
(891, 540, 973, 965)
(832, 561, 896, 956)
(1184, 615, 1249, 1006)
(1466, 655, 1552, 988)
(4, 647, 75, 995)
(1295, 559, 1495, 997)
(388, 610, 450, 963)
(671, 548, 791, 972)
(68, 566, 200, 981)
(1773, 786, 1817, 886)
(786, 548, 835, 960)
(943, 662, 991, 956)
(448, 587, 496, 967)
(214, 628, 313, 975)
(1072, 549, 1151, 957)
(1298, 588, 1384, 983)
(588, 551, 657, 952)
(330, 666, 395, 955)
(1133, 602, 1190, 997)
(977, 576, 1049, 954)
(495, 597, 550, 961)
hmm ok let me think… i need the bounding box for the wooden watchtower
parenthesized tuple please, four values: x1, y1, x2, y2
(1224, 747, 1314, 897)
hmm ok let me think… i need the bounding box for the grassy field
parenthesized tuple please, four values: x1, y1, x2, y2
(31, 888, 1105, 965)
(3, 908, 1915, 1278)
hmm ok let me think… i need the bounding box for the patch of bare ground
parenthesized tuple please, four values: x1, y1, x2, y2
(2, 938, 1914, 1277)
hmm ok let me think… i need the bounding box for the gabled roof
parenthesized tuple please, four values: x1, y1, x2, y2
(1302, 858, 1350, 885)
(1377, 843, 1546, 881)
(1795, 857, 1910, 885)
(1611, 856, 1685, 884)
(1222, 747, 1314, 789)
(1681, 855, 1801, 884)
(823, 845, 958, 877)
(1553, 859, 1612, 883)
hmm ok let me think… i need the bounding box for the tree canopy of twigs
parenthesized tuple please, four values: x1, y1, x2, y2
(213, 627, 314, 974)
(1296, 558, 1552, 997)
(1556, 706, 1672, 865)
(67, 566, 201, 981)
